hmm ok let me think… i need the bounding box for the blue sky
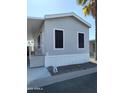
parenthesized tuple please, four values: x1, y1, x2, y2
(27, 0, 95, 40)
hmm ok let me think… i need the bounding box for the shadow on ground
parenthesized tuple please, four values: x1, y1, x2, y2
(27, 73, 97, 93)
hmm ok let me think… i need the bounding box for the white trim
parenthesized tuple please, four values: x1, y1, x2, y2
(27, 12, 90, 27)
(53, 28, 65, 50)
(45, 12, 91, 28)
(77, 32, 85, 50)
(27, 16, 44, 20)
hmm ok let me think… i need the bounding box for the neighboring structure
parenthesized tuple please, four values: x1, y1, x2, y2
(89, 40, 96, 58)
(27, 12, 91, 68)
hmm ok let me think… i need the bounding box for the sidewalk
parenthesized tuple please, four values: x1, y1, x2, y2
(28, 66, 97, 88)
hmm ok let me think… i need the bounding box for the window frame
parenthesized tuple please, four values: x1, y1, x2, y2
(53, 28, 64, 50)
(77, 32, 85, 49)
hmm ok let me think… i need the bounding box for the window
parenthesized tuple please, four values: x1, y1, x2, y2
(78, 33, 84, 48)
(55, 30, 63, 48)
(37, 35, 40, 48)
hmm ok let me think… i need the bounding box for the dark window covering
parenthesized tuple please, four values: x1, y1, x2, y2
(78, 33, 84, 48)
(38, 35, 40, 48)
(55, 30, 63, 48)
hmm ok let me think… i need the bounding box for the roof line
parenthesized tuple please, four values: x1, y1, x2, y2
(27, 16, 44, 20)
(44, 12, 91, 28)
(27, 12, 91, 28)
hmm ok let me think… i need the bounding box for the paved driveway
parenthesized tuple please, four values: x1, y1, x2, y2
(27, 67, 51, 84)
(28, 73, 97, 93)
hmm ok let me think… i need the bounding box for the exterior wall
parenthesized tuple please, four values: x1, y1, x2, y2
(28, 16, 90, 67)
(45, 53, 89, 67)
(44, 16, 89, 56)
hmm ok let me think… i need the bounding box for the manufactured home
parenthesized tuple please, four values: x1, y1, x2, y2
(27, 12, 91, 68)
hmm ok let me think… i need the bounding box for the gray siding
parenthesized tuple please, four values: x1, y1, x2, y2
(43, 16, 89, 55)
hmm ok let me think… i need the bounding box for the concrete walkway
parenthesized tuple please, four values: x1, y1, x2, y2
(28, 67, 97, 88)
(27, 67, 51, 85)
(90, 58, 97, 63)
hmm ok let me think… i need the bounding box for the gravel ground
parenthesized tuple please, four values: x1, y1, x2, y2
(27, 73, 97, 93)
(48, 62, 97, 75)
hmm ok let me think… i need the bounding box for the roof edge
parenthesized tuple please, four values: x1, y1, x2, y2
(27, 12, 91, 28)
(27, 16, 44, 20)
(44, 12, 91, 28)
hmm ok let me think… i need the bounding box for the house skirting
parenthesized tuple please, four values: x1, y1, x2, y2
(29, 53, 89, 68)
(45, 53, 89, 67)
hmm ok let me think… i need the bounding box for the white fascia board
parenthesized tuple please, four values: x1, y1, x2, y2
(27, 16, 44, 20)
(27, 12, 91, 28)
(44, 13, 72, 19)
(44, 12, 91, 28)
